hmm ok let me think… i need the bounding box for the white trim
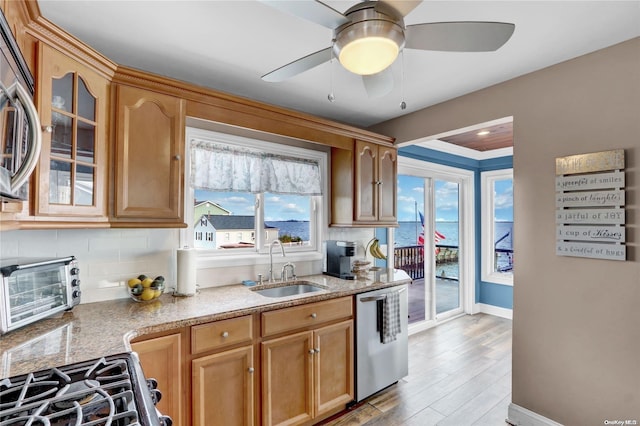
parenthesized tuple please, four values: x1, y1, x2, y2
(476, 303, 513, 320)
(407, 318, 437, 335)
(197, 250, 323, 269)
(395, 116, 514, 161)
(507, 403, 564, 426)
(481, 168, 514, 286)
(398, 156, 475, 322)
(417, 140, 513, 161)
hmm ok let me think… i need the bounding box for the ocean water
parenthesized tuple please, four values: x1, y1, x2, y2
(395, 221, 514, 278)
(268, 220, 514, 251)
(395, 221, 513, 250)
(266, 221, 310, 241)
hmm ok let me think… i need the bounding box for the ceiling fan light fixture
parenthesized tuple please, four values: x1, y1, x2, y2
(339, 36, 399, 75)
(333, 5, 405, 76)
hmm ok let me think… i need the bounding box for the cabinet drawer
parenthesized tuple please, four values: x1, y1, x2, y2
(192, 315, 253, 355)
(261, 297, 352, 338)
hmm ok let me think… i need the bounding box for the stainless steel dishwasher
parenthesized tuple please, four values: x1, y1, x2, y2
(355, 284, 409, 402)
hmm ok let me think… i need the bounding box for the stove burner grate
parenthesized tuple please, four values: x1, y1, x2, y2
(0, 354, 159, 426)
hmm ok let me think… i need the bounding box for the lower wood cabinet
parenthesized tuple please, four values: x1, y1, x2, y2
(130, 332, 184, 425)
(132, 298, 353, 426)
(261, 319, 354, 426)
(192, 345, 255, 426)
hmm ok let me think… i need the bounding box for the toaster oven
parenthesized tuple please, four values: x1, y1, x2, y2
(0, 256, 80, 335)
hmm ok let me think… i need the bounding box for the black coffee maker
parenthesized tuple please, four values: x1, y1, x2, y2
(324, 240, 356, 280)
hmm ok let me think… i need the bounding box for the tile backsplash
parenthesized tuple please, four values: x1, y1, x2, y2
(0, 227, 377, 304)
(0, 228, 179, 303)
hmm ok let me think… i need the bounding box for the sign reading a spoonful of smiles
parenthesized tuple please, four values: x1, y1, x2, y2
(555, 149, 626, 261)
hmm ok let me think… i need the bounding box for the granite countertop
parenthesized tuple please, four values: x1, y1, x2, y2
(0, 269, 411, 379)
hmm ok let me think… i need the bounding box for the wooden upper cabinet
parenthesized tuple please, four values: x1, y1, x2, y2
(376, 144, 398, 224)
(34, 43, 109, 218)
(354, 141, 377, 222)
(113, 84, 185, 223)
(354, 140, 397, 225)
(331, 140, 397, 227)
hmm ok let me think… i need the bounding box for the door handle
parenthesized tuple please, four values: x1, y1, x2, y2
(2, 82, 42, 191)
(359, 287, 405, 302)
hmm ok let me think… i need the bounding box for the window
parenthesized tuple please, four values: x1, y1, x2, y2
(195, 232, 202, 241)
(206, 232, 214, 241)
(481, 169, 514, 285)
(182, 128, 326, 260)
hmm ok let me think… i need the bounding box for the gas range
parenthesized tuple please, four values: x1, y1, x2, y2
(0, 352, 172, 426)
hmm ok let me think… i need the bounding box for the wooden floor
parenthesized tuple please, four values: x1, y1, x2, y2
(321, 314, 512, 426)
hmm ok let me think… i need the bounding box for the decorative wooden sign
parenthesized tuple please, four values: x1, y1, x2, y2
(555, 149, 626, 261)
(555, 149, 625, 175)
(556, 208, 625, 225)
(556, 189, 624, 208)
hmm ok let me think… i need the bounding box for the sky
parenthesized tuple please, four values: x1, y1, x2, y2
(397, 175, 514, 222)
(195, 190, 310, 221)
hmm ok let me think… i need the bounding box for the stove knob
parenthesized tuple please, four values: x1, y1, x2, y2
(70, 267, 80, 275)
(72, 278, 81, 286)
(72, 290, 81, 299)
(159, 415, 173, 426)
(150, 388, 163, 405)
(147, 378, 158, 390)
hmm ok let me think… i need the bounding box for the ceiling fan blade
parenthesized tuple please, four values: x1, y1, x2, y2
(258, 0, 349, 29)
(405, 22, 515, 52)
(376, 0, 422, 18)
(362, 68, 394, 98)
(262, 47, 333, 82)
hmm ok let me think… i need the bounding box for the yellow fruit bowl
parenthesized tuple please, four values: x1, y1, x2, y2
(127, 275, 166, 302)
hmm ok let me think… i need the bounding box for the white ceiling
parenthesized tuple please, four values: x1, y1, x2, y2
(37, 1, 640, 129)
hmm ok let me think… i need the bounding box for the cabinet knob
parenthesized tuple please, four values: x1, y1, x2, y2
(248, 367, 254, 373)
(308, 349, 316, 354)
(310, 313, 317, 319)
(174, 154, 181, 160)
(42, 125, 53, 133)
(315, 348, 320, 353)
(221, 331, 229, 338)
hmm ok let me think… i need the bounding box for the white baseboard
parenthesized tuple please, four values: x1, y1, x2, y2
(476, 303, 513, 319)
(507, 403, 563, 426)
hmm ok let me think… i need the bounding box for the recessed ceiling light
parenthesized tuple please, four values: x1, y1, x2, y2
(477, 130, 490, 136)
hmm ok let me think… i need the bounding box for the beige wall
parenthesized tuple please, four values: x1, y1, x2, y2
(372, 38, 640, 424)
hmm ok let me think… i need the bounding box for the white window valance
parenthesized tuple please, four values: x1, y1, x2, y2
(190, 139, 322, 195)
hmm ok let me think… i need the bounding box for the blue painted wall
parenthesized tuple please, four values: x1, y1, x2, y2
(398, 146, 513, 310)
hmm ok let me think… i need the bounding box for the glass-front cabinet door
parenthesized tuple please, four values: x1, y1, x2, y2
(34, 43, 108, 218)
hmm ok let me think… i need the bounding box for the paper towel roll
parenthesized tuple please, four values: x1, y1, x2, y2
(176, 248, 197, 296)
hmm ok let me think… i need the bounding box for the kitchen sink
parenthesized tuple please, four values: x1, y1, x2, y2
(251, 281, 325, 298)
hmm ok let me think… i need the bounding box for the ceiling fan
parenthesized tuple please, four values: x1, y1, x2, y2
(260, 0, 515, 98)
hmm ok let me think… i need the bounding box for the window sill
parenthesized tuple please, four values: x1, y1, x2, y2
(197, 250, 324, 269)
(481, 273, 514, 286)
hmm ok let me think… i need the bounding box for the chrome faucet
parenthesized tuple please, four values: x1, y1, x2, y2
(269, 239, 286, 282)
(281, 262, 296, 282)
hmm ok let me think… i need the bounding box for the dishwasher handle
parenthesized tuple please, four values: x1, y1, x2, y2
(359, 287, 405, 303)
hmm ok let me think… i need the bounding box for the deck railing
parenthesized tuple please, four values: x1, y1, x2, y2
(394, 245, 424, 279)
(394, 245, 514, 279)
(394, 244, 460, 280)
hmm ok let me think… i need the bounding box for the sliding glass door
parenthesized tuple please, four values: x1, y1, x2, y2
(395, 159, 474, 330)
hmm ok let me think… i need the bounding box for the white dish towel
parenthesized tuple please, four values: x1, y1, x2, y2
(382, 290, 401, 344)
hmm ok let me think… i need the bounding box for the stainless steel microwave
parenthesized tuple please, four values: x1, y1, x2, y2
(0, 256, 81, 335)
(0, 9, 42, 201)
